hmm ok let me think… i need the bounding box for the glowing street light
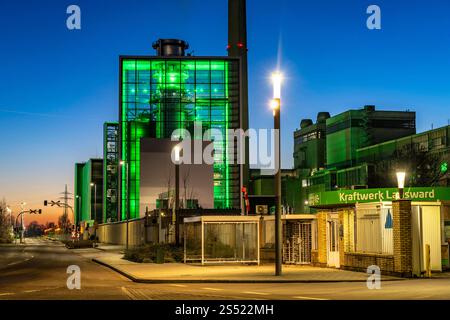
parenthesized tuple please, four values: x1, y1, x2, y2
(271, 72, 282, 100)
(90, 182, 97, 224)
(6, 206, 12, 226)
(396, 171, 406, 199)
(271, 71, 283, 277)
(173, 145, 181, 245)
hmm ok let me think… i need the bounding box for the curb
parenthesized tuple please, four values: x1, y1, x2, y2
(92, 258, 407, 284)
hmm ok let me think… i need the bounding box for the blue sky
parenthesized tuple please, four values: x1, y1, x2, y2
(1, 0, 450, 221)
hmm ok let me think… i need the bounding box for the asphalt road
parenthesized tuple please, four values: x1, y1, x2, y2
(1, 238, 450, 300)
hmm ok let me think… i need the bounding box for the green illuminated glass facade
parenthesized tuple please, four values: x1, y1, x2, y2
(74, 159, 103, 225)
(120, 57, 241, 220)
(103, 122, 119, 223)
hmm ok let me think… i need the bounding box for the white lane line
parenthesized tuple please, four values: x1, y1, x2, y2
(292, 296, 328, 300)
(121, 287, 136, 300)
(23, 290, 39, 293)
(243, 291, 270, 296)
(7, 255, 34, 266)
(202, 287, 224, 291)
(169, 284, 187, 287)
(0, 293, 15, 296)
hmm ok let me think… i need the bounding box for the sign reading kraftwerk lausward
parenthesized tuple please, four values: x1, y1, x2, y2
(308, 187, 450, 206)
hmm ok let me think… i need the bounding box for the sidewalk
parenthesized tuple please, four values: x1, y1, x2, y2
(81, 246, 404, 283)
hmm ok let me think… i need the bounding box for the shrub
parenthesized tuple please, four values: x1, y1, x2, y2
(123, 243, 184, 263)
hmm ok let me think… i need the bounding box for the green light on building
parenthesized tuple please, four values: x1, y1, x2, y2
(441, 162, 448, 174)
(120, 57, 240, 219)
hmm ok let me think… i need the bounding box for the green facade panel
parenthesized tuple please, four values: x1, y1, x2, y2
(74, 159, 103, 225)
(103, 122, 119, 223)
(120, 57, 241, 220)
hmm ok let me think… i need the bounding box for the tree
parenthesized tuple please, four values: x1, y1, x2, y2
(372, 145, 447, 188)
(0, 199, 13, 243)
(25, 221, 45, 237)
(58, 212, 71, 234)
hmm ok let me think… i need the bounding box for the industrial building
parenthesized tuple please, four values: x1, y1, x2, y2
(74, 159, 104, 227)
(74, 0, 250, 228)
(103, 122, 119, 223)
(119, 44, 243, 221)
(249, 105, 420, 213)
(292, 106, 416, 211)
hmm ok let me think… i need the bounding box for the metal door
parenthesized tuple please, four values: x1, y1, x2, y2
(283, 222, 312, 264)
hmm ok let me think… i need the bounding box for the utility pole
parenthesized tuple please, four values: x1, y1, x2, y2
(59, 185, 73, 233)
(20, 202, 26, 244)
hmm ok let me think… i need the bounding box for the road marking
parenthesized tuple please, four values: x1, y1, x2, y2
(121, 287, 148, 300)
(202, 287, 224, 291)
(243, 291, 270, 296)
(0, 293, 14, 296)
(293, 296, 328, 300)
(7, 256, 34, 266)
(169, 284, 187, 287)
(121, 287, 136, 300)
(23, 290, 39, 293)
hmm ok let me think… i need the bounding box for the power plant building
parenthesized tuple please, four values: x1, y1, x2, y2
(119, 40, 243, 220)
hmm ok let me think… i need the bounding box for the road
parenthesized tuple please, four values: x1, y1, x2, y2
(1, 238, 450, 300)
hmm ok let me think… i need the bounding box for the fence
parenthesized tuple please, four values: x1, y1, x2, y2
(96, 218, 158, 246)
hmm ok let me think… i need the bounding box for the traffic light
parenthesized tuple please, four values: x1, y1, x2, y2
(44, 200, 48, 206)
(38, 209, 42, 214)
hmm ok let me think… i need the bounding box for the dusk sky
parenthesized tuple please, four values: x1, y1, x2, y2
(1, 0, 450, 224)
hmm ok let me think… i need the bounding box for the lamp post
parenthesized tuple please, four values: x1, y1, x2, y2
(396, 171, 406, 199)
(75, 195, 81, 228)
(120, 160, 129, 250)
(6, 206, 12, 227)
(173, 146, 181, 245)
(20, 202, 26, 244)
(90, 183, 97, 223)
(271, 71, 282, 276)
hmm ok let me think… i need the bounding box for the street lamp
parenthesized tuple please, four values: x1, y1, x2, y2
(120, 160, 129, 250)
(271, 71, 283, 276)
(396, 171, 406, 199)
(6, 206, 12, 227)
(20, 202, 26, 243)
(173, 145, 181, 245)
(75, 195, 81, 227)
(90, 183, 97, 223)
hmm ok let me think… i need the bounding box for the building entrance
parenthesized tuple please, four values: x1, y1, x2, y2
(283, 221, 312, 264)
(327, 214, 340, 268)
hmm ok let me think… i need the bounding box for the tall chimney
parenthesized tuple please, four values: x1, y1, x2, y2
(228, 0, 250, 193)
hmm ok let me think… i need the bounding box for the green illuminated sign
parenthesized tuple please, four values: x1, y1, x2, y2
(308, 187, 450, 206)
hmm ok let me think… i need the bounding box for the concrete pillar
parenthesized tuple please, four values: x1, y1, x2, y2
(392, 200, 413, 277)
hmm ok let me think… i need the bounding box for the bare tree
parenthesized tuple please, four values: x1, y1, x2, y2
(182, 167, 191, 209)
(371, 145, 447, 187)
(165, 167, 172, 209)
(0, 199, 13, 243)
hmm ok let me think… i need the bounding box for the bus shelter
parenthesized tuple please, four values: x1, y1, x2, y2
(183, 216, 260, 265)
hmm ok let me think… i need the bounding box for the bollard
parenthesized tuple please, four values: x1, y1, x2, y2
(425, 244, 431, 278)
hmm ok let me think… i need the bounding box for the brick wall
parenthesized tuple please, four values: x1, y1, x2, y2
(392, 200, 413, 277)
(316, 212, 328, 265)
(343, 252, 394, 274)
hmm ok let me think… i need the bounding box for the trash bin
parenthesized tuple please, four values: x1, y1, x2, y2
(156, 247, 165, 264)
